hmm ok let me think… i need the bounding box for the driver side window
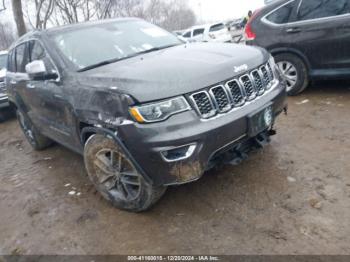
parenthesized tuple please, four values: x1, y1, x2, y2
(29, 40, 55, 73)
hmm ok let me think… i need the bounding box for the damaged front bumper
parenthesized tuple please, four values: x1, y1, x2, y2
(119, 81, 287, 186)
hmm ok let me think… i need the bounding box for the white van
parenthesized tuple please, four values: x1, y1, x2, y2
(182, 23, 232, 43)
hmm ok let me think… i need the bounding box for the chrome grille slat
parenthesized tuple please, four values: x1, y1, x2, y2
(260, 65, 272, 89)
(251, 70, 265, 96)
(209, 85, 231, 113)
(191, 62, 275, 119)
(239, 74, 257, 101)
(190, 91, 216, 119)
(226, 79, 245, 106)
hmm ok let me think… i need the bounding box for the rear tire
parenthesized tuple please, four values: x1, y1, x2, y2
(274, 53, 309, 96)
(84, 134, 167, 212)
(16, 109, 53, 150)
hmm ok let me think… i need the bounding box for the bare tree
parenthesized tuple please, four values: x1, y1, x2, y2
(0, 0, 6, 12)
(24, 0, 55, 29)
(95, 0, 142, 19)
(142, 0, 196, 31)
(21, 0, 196, 32)
(11, 0, 26, 36)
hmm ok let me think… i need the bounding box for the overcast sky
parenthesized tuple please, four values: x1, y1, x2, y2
(0, 0, 267, 27)
(189, 0, 265, 22)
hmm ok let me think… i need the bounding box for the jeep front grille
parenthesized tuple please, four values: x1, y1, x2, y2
(190, 62, 276, 119)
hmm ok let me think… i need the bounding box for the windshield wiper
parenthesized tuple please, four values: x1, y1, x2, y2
(78, 44, 181, 72)
(77, 56, 130, 72)
(135, 44, 180, 55)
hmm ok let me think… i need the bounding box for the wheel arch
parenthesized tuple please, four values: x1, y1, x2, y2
(269, 47, 311, 73)
(80, 124, 153, 185)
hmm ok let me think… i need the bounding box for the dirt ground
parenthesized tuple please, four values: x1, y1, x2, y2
(0, 82, 349, 255)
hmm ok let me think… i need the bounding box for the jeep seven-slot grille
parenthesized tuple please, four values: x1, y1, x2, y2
(190, 62, 275, 119)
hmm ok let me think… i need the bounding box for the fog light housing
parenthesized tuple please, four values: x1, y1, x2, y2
(160, 144, 197, 162)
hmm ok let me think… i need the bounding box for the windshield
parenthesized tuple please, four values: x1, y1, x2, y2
(51, 20, 182, 70)
(0, 54, 7, 70)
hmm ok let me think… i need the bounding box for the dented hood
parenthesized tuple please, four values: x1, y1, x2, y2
(78, 43, 269, 103)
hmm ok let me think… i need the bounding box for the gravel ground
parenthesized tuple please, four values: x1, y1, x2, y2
(0, 82, 349, 255)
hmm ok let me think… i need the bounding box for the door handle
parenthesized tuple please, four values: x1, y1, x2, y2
(10, 80, 17, 85)
(27, 83, 36, 89)
(286, 27, 301, 33)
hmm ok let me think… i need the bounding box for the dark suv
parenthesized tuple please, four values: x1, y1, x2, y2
(7, 18, 287, 212)
(246, 0, 350, 95)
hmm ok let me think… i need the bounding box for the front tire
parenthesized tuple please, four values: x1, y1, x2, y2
(274, 53, 309, 96)
(84, 134, 167, 212)
(16, 109, 53, 150)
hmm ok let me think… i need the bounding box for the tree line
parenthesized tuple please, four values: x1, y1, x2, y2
(0, 0, 196, 49)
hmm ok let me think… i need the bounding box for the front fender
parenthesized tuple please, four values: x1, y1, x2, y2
(80, 126, 153, 185)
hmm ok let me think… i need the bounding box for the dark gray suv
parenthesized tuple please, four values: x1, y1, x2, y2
(246, 0, 350, 95)
(6, 18, 287, 212)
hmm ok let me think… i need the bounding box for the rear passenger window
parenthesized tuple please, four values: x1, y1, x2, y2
(297, 0, 350, 21)
(209, 24, 225, 32)
(266, 1, 295, 24)
(193, 28, 205, 36)
(15, 44, 29, 73)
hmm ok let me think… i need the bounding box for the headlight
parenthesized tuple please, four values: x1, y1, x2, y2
(129, 96, 191, 123)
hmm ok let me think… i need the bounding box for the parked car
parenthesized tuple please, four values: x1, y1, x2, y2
(0, 50, 10, 121)
(229, 18, 245, 30)
(7, 18, 287, 212)
(182, 23, 233, 43)
(246, 0, 350, 95)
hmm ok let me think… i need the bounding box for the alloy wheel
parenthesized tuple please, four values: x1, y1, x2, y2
(93, 149, 142, 201)
(277, 61, 298, 92)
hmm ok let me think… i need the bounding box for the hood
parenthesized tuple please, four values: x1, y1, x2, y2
(78, 43, 269, 103)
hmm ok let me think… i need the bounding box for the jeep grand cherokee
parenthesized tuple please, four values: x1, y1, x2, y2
(6, 18, 287, 212)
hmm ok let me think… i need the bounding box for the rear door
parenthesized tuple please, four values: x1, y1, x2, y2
(7, 43, 31, 115)
(287, 0, 350, 73)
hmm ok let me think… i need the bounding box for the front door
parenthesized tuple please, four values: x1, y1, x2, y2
(26, 40, 75, 146)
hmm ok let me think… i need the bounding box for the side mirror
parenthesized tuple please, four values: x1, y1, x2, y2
(25, 60, 58, 81)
